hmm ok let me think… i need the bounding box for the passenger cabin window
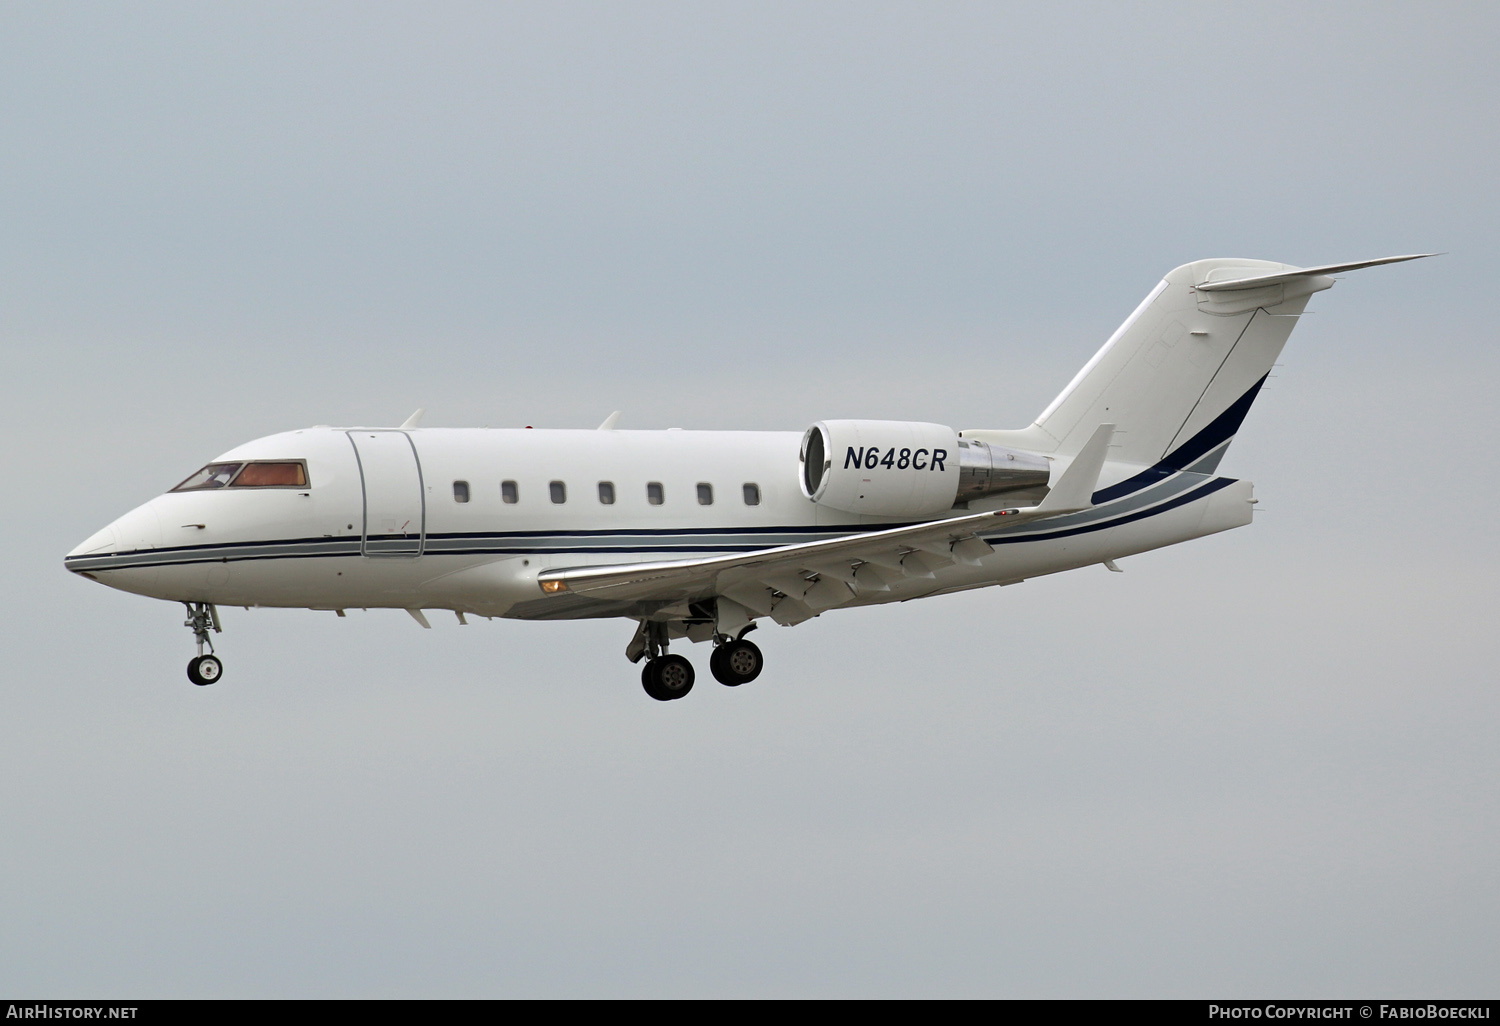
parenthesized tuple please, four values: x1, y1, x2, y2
(743, 483, 761, 506)
(171, 461, 307, 491)
(598, 481, 615, 504)
(697, 483, 713, 505)
(501, 480, 518, 504)
(550, 481, 567, 504)
(646, 482, 664, 506)
(453, 481, 470, 503)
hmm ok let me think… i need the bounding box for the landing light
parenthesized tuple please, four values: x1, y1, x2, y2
(539, 580, 569, 594)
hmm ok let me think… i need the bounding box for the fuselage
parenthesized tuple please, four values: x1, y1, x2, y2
(64, 425, 1254, 623)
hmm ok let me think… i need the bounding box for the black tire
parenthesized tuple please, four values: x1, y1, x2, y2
(641, 660, 670, 701)
(641, 654, 694, 701)
(187, 654, 223, 687)
(708, 645, 736, 686)
(710, 639, 763, 687)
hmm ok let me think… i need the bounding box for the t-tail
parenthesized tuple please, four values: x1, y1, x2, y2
(966, 254, 1433, 488)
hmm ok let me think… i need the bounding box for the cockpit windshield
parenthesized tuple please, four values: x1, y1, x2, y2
(170, 461, 308, 492)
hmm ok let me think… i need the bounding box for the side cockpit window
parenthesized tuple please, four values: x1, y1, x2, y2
(172, 463, 242, 491)
(171, 461, 308, 492)
(232, 462, 308, 487)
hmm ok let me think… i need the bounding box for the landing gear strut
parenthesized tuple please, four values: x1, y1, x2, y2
(183, 602, 223, 686)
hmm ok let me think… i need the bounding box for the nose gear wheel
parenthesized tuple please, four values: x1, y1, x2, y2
(188, 654, 223, 686)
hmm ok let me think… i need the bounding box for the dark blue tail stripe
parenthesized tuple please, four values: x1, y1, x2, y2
(1091, 374, 1268, 504)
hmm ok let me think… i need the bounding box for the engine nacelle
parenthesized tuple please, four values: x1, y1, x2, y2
(799, 420, 961, 517)
(799, 420, 1052, 517)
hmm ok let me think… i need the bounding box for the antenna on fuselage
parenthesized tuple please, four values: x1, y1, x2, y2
(598, 411, 621, 431)
(399, 408, 425, 429)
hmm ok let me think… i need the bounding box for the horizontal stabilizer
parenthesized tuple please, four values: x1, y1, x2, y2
(1195, 254, 1435, 292)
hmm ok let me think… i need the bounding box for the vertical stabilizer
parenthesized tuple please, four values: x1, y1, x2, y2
(964, 255, 1429, 472)
(1030, 258, 1326, 466)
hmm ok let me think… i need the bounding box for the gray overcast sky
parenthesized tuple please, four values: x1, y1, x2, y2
(2, 2, 1496, 997)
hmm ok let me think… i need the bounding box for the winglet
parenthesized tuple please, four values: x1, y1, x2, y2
(598, 411, 621, 431)
(399, 408, 425, 429)
(1038, 423, 1114, 513)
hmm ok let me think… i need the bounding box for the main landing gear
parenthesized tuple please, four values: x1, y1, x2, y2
(642, 654, 695, 701)
(632, 620, 765, 701)
(183, 602, 223, 686)
(709, 638, 763, 687)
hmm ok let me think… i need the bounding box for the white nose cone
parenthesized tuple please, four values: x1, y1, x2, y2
(68, 523, 119, 558)
(67, 502, 162, 559)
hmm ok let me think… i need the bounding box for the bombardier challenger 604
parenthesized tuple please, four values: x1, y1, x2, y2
(66, 255, 1429, 700)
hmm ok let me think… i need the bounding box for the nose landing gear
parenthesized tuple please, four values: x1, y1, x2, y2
(183, 602, 223, 686)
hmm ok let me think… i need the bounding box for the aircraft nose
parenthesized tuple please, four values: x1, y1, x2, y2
(66, 503, 162, 563)
(67, 522, 119, 559)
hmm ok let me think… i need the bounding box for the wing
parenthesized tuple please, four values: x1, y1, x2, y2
(536, 424, 1115, 626)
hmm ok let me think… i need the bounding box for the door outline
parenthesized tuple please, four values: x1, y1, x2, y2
(345, 430, 426, 557)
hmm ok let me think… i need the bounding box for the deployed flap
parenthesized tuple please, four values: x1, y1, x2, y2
(1195, 254, 1434, 292)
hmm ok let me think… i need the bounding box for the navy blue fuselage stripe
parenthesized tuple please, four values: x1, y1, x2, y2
(1091, 374, 1268, 505)
(75, 523, 886, 559)
(994, 470, 1212, 537)
(430, 525, 854, 539)
(66, 475, 1237, 573)
(988, 477, 1234, 544)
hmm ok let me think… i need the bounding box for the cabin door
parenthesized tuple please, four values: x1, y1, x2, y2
(347, 430, 425, 556)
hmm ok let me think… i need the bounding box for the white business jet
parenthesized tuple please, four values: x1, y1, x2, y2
(66, 255, 1428, 699)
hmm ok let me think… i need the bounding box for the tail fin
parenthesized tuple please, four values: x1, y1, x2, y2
(967, 254, 1431, 471)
